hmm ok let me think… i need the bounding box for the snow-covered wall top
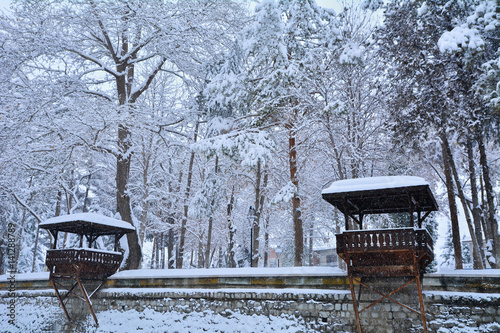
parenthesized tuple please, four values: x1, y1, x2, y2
(322, 176, 430, 195)
(40, 212, 135, 231)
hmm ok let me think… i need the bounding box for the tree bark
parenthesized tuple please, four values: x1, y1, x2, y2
(227, 186, 236, 268)
(139, 140, 152, 248)
(252, 159, 267, 267)
(150, 233, 157, 269)
(177, 121, 199, 268)
(441, 133, 463, 269)
(308, 222, 314, 266)
(264, 215, 270, 267)
(205, 155, 219, 269)
(467, 139, 486, 268)
(117, 124, 142, 269)
(445, 137, 484, 269)
(167, 221, 175, 269)
(478, 135, 500, 268)
(289, 126, 303, 266)
(160, 232, 165, 269)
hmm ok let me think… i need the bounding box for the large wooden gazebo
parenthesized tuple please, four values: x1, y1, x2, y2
(322, 176, 438, 333)
(40, 213, 135, 325)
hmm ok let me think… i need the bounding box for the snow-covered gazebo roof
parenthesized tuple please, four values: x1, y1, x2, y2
(321, 176, 438, 216)
(40, 212, 135, 237)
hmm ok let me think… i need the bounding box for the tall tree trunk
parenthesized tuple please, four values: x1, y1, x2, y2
(177, 121, 199, 268)
(205, 217, 214, 268)
(167, 221, 175, 269)
(197, 237, 204, 268)
(116, 32, 140, 269)
(155, 232, 160, 269)
(150, 233, 157, 269)
(217, 246, 223, 268)
(478, 135, 500, 268)
(167, 161, 181, 269)
(467, 140, 486, 268)
(160, 232, 165, 269)
(227, 186, 236, 268)
(445, 138, 484, 269)
(441, 133, 463, 269)
(289, 125, 303, 266)
(117, 124, 142, 269)
(139, 142, 151, 248)
(252, 159, 267, 267)
(264, 215, 270, 267)
(205, 155, 219, 268)
(308, 222, 314, 266)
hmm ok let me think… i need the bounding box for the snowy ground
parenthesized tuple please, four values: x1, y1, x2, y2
(0, 299, 318, 333)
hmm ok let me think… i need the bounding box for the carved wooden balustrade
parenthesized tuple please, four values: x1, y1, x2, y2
(336, 228, 434, 277)
(46, 249, 123, 280)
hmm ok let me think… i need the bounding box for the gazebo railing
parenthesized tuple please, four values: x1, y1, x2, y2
(336, 228, 433, 255)
(46, 248, 123, 279)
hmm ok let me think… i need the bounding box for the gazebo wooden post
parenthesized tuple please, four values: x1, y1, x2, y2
(114, 233, 123, 252)
(342, 197, 349, 231)
(76, 275, 99, 325)
(408, 193, 415, 228)
(52, 231, 58, 250)
(347, 256, 362, 333)
(50, 278, 72, 321)
(413, 251, 428, 333)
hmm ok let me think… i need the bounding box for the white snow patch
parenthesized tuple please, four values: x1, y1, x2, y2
(110, 266, 345, 279)
(339, 42, 363, 65)
(438, 25, 485, 54)
(0, 300, 316, 333)
(322, 175, 429, 195)
(271, 181, 297, 204)
(430, 268, 500, 277)
(40, 212, 135, 231)
(417, 2, 428, 17)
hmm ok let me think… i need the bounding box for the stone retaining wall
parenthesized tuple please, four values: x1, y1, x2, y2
(1, 273, 500, 332)
(3, 287, 500, 332)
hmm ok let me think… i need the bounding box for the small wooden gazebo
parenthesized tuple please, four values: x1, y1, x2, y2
(40, 213, 135, 325)
(322, 176, 438, 333)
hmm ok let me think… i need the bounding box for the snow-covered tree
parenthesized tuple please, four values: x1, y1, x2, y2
(206, 0, 340, 266)
(378, 0, 500, 269)
(0, 0, 247, 270)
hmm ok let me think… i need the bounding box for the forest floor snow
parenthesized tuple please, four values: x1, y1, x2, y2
(1, 299, 323, 333)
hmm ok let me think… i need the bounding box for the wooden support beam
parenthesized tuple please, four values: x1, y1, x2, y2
(348, 214, 362, 230)
(342, 197, 349, 231)
(347, 258, 362, 333)
(408, 193, 415, 228)
(413, 251, 428, 333)
(50, 278, 71, 321)
(418, 210, 432, 228)
(51, 231, 59, 250)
